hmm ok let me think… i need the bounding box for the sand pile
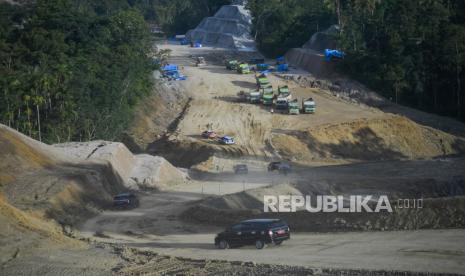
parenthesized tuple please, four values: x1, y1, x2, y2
(186, 4, 255, 50)
(272, 115, 465, 163)
(53, 141, 187, 190)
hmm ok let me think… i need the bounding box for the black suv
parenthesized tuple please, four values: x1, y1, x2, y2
(113, 193, 139, 209)
(267, 162, 291, 175)
(234, 164, 248, 174)
(215, 219, 290, 249)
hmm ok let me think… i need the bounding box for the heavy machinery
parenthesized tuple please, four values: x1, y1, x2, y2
(288, 99, 300, 115)
(196, 57, 206, 67)
(262, 87, 274, 106)
(249, 90, 262, 104)
(238, 90, 262, 104)
(237, 63, 251, 74)
(256, 73, 271, 89)
(324, 49, 345, 61)
(302, 98, 316, 113)
(277, 85, 291, 100)
(226, 60, 238, 70)
(275, 97, 289, 109)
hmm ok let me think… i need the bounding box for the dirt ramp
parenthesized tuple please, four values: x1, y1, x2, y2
(272, 115, 465, 163)
(131, 155, 187, 190)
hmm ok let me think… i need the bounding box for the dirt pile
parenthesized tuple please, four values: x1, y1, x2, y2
(272, 115, 465, 163)
(53, 141, 187, 191)
(186, 4, 255, 50)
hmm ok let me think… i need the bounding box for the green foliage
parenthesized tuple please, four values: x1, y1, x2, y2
(129, 0, 232, 35)
(336, 0, 465, 120)
(0, 0, 154, 143)
(249, 0, 465, 121)
(247, 0, 335, 56)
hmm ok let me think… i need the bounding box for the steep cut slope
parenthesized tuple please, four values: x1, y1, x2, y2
(186, 4, 255, 50)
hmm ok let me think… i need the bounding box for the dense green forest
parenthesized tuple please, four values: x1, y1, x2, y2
(248, 0, 465, 121)
(0, 0, 228, 143)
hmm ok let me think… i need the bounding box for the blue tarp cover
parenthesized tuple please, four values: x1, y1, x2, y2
(325, 49, 345, 61)
(162, 64, 178, 71)
(277, 64, 289, 72)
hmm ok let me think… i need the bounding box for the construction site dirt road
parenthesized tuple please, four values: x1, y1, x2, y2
(73, 43, 465, 274)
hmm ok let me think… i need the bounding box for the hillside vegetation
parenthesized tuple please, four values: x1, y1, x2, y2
(247, 0, 465, 122)
(0, 0, 229, 144)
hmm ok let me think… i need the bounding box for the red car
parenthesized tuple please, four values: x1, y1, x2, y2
(202, 130, 218, 139)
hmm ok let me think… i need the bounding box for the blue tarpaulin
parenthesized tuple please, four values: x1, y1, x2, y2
(325, 49, 345, 61)
(277, 64, 289, 72)
(257, 64, 269, 71)
(162, 64, 178, 72)
(161, 64, 186, 81)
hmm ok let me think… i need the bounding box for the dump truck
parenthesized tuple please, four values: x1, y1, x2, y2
(275, 97, 289, 109)
(262, 88, 274, 106)
(226, 60, 238, 70)
(249, 90, 262, 104)
(237, 63, 251, 74)
(288, 99, 300, 115)
(278, 85, 292, 100)
(256, 73, 271, 89)
(196, 57, 206, 67)
(302, 98, 316, 113)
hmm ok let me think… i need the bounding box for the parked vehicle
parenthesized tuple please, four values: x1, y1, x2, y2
(288, 99, 300, 115)
(267, 162, 291, 175)
(275, 97, 289, 109)
(262, 88, 274, 106)
(219, 136, 235, 145)
(226, 60, 238, 70)
(249, 90, 262, 104)
(201, 130, 217, 139)
(237, 63, 251, 74)
(234, 164, 248, 174)
(215, 219, 290, 249)
(196, 57, 206, 67)
(256, 73, 270, 89)
(113, 193, 139, 208)
(302, 98, 316, 114)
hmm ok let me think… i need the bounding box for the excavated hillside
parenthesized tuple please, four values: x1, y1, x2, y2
(272, 115, 465, 163)
(186, 4, 255, 50)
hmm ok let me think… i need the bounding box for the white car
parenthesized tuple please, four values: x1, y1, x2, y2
(219, 136, 235, 145)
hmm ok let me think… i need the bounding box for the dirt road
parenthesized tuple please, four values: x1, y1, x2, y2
(78, 187, 465, 275)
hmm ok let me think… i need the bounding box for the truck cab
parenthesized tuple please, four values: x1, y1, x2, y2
(302, 98, 316, 113)
(288, 99, 300, 115)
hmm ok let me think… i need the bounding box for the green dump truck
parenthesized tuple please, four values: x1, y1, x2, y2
(237, 90, 262, 104)
(277, 85, 291, 100)
(302, 98, 316, 113)
(288, 99, 300, 115)
(261, 87, 274, 106)
(255, 73, 270, 89)
(226, 60, 238, 70)
(249, 90, 262, 104)
(237, 63, 251, 74)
